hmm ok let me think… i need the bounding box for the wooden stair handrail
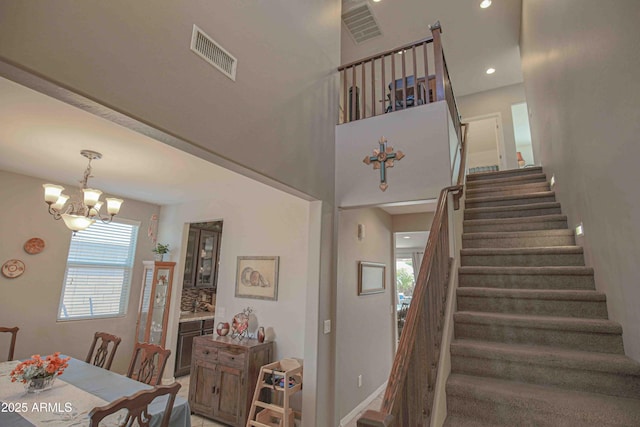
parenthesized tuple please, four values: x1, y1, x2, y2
(338, 37, 435, 71)
(358, 121, 468, 426)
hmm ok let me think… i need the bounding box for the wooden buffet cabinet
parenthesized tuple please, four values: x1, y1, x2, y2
(189, 335, 273, 426)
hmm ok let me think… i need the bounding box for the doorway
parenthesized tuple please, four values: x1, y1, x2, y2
(393, 231, 429, 343)
(464, 114, 506, 172)
(511, 102, 535, 167)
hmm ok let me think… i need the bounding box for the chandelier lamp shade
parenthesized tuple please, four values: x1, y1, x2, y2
(43, 150, 123, 232)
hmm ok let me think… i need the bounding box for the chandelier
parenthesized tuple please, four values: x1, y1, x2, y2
(43, 150, 123, 232)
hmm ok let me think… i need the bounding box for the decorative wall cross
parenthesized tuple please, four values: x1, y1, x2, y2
(363, 137, 405, 191)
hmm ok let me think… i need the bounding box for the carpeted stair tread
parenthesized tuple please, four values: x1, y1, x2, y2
(464, 214, 566, 227)
(466, 181, 551, 199)
(459, 265, 594, 276)
(464, 202, 562, 220)
(465, 172, 547, 189)
(465, 191, 556, 208)
(463, 229, 575, 239)
(457, 287, 605, 301)
(466, 166, 543, 182)
(446, 374, 640, 426)
(444, 414, 506, 427)
(454, 311, 622, 334)
(460, 246, 585, 267)
(461, 246, 583, 256)
(450, 340, 640, 399)
(450, 340, 640, 376)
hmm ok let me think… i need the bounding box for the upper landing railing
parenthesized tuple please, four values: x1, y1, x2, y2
(338, 21, 463, 143)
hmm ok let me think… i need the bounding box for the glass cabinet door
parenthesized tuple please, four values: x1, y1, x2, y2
(136, 261, 175, 346)
(150, 267, 171, 344)
(183, 229, 198, 287)
(137, 265, 154, 343)
(196, 231, 219, 287)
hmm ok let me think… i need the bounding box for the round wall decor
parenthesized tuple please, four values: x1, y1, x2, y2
(24, 237, 46, 255)
(2, 259, 25, 278)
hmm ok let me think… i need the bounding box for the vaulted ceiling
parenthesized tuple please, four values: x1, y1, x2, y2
(0, 1, 524, 209)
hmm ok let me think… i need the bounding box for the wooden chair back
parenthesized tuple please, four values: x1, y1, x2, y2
(127, 342, 171, 386)
(88, 382, 180, 427)
(0, 326, 19, 361)
(86, 331, 122, 370)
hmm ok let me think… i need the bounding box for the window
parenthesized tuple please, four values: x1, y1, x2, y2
(58, 219, 140, 321)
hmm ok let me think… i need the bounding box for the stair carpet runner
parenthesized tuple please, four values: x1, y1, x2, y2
(444, 167, 640, 426)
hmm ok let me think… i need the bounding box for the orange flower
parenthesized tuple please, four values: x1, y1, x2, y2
(10, 352, 71, 383)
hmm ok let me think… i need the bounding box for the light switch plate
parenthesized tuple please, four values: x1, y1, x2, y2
(323, 319, 331, 334)
(217, 307, 226, 318)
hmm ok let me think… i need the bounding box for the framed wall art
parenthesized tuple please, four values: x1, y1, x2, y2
(235, 256, 279, 301)
(358, 261, 386, 296)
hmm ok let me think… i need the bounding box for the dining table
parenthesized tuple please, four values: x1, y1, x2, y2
(0, 357, 191, 426)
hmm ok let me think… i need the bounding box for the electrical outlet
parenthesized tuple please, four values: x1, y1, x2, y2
(358, 375, 363, 388)
(323, 320, 331, 334)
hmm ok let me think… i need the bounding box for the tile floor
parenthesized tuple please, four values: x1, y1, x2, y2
(176, 374, 383, 427)
(176, 375, 227, 427)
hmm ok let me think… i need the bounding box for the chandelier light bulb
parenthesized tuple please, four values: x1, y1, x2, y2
(52, 194, 70, 211)
(42, 150, 123, 232)
(106, 198, 123, 215)
(83, 188, 102, 207)
(43, 184, 64, 204)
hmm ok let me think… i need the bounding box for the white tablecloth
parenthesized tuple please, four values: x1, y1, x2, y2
(0, 358, 191, 427)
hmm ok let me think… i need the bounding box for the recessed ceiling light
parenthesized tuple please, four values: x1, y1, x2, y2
(480, 0, 492, 8)
(486, 67, 496, 74)
(373, 0, 382, 2)
(403, 236, 411, 239)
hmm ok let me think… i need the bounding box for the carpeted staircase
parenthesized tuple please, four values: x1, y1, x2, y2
(444, 167, 640, 426)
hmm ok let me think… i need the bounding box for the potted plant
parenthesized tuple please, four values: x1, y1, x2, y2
(152, 243, 170, 261)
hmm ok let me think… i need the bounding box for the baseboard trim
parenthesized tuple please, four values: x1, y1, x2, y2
(339, 381, 388, 427)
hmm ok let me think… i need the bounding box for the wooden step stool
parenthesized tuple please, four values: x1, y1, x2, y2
(246, 358, 303, 427)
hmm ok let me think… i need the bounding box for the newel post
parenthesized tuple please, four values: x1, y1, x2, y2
(357, 410, 394, 427)
(429, 21, 446, 102)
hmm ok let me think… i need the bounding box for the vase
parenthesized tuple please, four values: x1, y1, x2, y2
(25, 375, 55, 393)
(257, 326, 265, 343)
(216, 322, 230, 336)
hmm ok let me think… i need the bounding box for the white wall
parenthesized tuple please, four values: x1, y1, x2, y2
(336, 102, 454, 208)
(0, 170, 159, 373)
(458, 83, 527, 170)
(521, 0, 640, 361)
(468, 150, 501, 170)
(336, 207, 394, 420)
(0, 0, 340, 204)
(155, 169, 313, 395)
(392, 212, 434, 233)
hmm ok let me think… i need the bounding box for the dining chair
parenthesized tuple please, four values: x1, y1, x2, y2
(86, 331, 122, 371)
(88, 382, 180, 427)
(127, 342, 171, 386)
(0, 326, 19, 361)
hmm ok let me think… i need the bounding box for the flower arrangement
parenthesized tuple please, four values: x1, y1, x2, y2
(10, 352, 70, 384)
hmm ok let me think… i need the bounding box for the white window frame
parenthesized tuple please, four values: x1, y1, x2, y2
(57, 218, 140, 321)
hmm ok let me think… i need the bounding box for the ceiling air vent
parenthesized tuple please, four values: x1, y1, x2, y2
(342, 3, 382, 44)
(190, 25, 237, 81)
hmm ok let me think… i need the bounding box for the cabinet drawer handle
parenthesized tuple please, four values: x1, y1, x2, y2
(203, 350, 210, 355)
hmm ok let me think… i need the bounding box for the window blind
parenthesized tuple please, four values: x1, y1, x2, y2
(58, 219, 139, 321)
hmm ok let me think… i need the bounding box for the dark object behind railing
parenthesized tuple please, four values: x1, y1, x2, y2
(338, 22, 461, 139)
(357, 123, 469, 427)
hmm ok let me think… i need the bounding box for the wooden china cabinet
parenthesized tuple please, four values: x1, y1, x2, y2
(136, 261, 175, 346)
